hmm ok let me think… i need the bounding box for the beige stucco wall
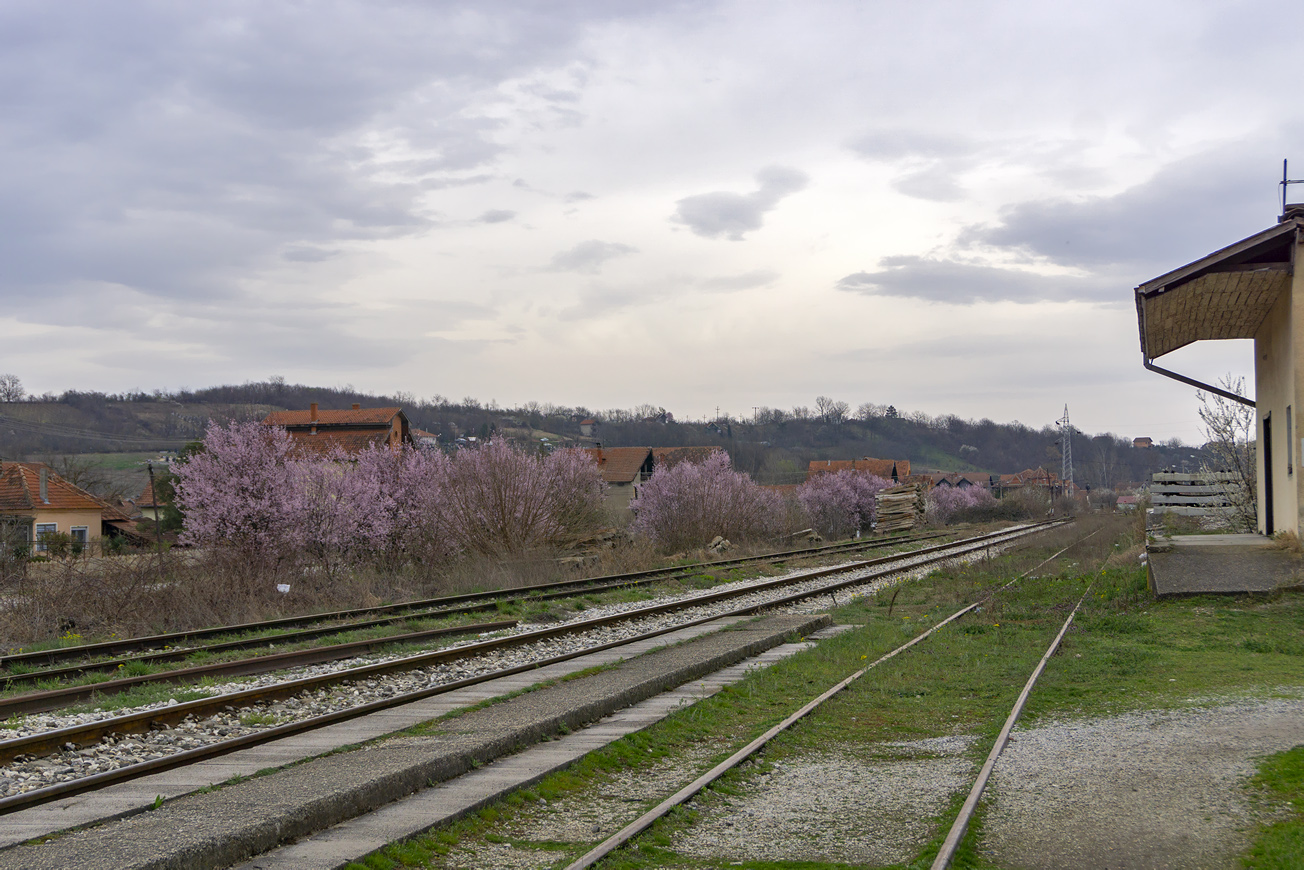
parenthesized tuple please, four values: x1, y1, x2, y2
(26, 508, 104, 541)
(1254, 263, 1302, 536)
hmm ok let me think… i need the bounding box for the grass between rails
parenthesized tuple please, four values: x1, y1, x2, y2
(346, 516, 1304, 869)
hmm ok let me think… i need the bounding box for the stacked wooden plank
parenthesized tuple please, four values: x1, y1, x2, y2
(1150, 472, 1244, 517)
(875, 484, 923, 533)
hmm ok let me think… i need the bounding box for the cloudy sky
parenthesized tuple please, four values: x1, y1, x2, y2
(3, 1, 1299, 443)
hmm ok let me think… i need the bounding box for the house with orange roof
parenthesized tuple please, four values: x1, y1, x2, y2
(806, 457, 910, 482)
(263, 403, 411, 456)
(0, 462, 136, 554)
(582, 447, 654, 509)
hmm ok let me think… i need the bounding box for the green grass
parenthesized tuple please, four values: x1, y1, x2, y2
(349, 519, 1304, 868)
(1243, 745, 1304, 868)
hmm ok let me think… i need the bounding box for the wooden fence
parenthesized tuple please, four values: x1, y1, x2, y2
(1149, 472, 1245, 517)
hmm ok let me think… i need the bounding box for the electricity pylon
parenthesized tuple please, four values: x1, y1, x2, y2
(1057, 404, 1074, 496)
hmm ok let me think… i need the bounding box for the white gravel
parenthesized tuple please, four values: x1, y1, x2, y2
(0, 527, 1035, 797)
(982, 695, 1304, 869)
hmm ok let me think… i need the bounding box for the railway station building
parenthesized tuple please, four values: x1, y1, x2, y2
(1135, 205, 1304, 537)
(1135, 203, 1304, 593)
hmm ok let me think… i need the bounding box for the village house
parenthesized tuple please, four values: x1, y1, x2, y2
(0, 462, 135, 553)
(582, 447, 654, 509)
(806, 457, 911, 482)
(263, 403, 412, 455)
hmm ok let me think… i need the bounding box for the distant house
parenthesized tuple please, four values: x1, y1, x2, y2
(579, 418, 596, 438)
(411, 428, 440, 449)
(994, 467, 1064, 497)
(135, 477, 164, 523)
(1117, 495, 1139, 511)
(263, 403, 411, 456)
(806, 458, 911, 482)
(582, 447, 654, 509)
(927, 472, 993, 490)
(0, 462, 136, 553)
(1133, 437, 1154, 449)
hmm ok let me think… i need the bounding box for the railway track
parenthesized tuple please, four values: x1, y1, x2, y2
(0, 520, 1060, 820)
(1, 528, 948, 680)
(563, 524, 1105, 869)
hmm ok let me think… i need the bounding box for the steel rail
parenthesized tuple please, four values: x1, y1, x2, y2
(564, 526, 1100, 870)
(1, 530, 948, 672)
(0, 532, 967, 710)
(0, 522, 1061, 814)
(931, 579, 1096, 869)
(0, 521, 1055, 764)
(0, 619, 518, 717)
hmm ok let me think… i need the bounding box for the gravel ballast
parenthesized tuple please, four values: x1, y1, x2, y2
(0, 613, 829, 870)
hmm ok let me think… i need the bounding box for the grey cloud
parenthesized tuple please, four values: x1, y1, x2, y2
(546, 240, 638, 274)
(672, 166, 809, 240)
(891, 168, 966, 202)
(700, 270, 779, 291)
(837, 255, 1109, 304)
(566, 191, 595, 202)
(0, 3, 639, 310)
(477, 209, 516, 224)
(847, 130, 976, 161)
(283, 246, 342, 262)
(962, 147, 1282, 274)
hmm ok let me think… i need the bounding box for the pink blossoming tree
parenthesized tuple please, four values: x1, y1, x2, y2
(925, 485, 999, 525)
(629, 452, 784, 551)
(796, 470, 891, 539)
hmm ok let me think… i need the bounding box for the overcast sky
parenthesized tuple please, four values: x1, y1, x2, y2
(3, 0, 1300, 443)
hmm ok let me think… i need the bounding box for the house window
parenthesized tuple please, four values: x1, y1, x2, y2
(34, 523, 57, 552)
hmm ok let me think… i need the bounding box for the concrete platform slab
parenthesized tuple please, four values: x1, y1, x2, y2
(0, 615, 763, 851)
(1146, 534, 1302, 596)
(0, 613, 833, 870)
(234, 627, 852, 870)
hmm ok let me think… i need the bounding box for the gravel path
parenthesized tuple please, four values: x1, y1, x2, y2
(982, 695, 1304, 869)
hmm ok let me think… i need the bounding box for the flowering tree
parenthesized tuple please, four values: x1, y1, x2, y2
(797, 470, 891, 539)
(174, 421, 302, 554)
(925, 485, 998, 525)
(438, 441, 606, 556)
(630, 452, 784, 551)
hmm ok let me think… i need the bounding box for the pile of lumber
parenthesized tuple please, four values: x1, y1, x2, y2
(875, 483, 924, 533)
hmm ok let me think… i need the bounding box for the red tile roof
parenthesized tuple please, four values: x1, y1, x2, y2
(806, 458, 910, 480)
(264, 407, 403, 427)
(136, 478, 160, 508)
(0, 463, 119, 515)
(582, 447, 653, 484)
(286, 431, 399, 457)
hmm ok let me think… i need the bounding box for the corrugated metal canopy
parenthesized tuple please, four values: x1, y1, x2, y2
(1136, 217, 1300, 359)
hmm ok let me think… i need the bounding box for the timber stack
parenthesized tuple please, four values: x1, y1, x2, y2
(875, 483, 923, 533)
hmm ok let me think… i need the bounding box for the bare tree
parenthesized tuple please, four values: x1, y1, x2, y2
(0, 374, 23, 403)
(1197, 375, 1256, 532)
(815, 396, 850, 425)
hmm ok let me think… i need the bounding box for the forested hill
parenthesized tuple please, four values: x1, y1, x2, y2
(0, 379, 1200, 492)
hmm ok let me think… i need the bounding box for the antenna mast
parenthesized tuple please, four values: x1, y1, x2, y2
(1281, 159, 1304, 213)
(1057, 405, 1074, 496)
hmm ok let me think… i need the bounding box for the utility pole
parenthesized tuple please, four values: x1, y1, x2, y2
(1056, 405, 1074, 496)
(148, 462, 165, 578)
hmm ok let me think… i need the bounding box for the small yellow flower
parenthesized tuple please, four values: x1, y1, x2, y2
(860, 655, 867, 660)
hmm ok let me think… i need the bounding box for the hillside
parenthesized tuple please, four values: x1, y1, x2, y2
(0, 380, 1200, 495)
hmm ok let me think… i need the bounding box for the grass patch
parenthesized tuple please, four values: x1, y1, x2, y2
(1243, 745, 1304, 868)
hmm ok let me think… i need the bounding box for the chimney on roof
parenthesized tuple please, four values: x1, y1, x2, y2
(352, 403, 360, 410)
(39, 467, 49, 503)
(310, 402, 319, 421)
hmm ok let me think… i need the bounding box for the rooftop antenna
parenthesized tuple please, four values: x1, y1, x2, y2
(1281, 159, 1304, 213)
(1056, 404, 1074, 496)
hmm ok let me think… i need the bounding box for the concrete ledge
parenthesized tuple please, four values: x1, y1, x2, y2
(1147, 534, 1302, 596)
(0, 613, 830, 870)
